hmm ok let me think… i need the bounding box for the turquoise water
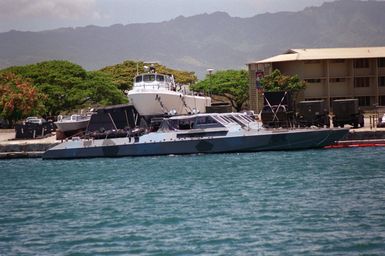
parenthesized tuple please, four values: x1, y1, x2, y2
(1, 148, 385, 255)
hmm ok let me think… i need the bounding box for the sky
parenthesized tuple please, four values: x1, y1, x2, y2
(0, 0, 348, 32)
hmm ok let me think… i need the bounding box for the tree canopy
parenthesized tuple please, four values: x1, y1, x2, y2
(0, 73, 46, 126)
(190, 69, 249, 112)
(260, 69, 306, 92)
(2, 60, 128, 117)
(100, 61, 197, 91)
(0, 59, 201, 126)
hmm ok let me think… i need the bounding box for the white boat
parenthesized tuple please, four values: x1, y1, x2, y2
(54, 114, 91, 132)
(127, 71, 211, 116)
(43, 112, 349, 159)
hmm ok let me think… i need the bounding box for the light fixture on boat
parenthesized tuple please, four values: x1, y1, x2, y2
(192, 108, 199, 114)
(169, 109, 177, 116)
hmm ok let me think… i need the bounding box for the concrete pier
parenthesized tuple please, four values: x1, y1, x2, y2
(0, 129, 59, 159)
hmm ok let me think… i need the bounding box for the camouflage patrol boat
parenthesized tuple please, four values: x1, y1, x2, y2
(42, 112, 349, 159)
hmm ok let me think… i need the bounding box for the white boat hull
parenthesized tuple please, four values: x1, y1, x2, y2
(54, 119, 90, 132)
(128, 90, 211, 116)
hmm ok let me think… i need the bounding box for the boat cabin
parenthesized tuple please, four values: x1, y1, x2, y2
(158, 113, 256, 132)
(133, 73, 175, 91)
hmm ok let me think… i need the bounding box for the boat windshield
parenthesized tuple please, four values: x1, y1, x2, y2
(159, 115, 225, 131)
(195, 116, 222, 129)
(211, 113, 254, 127)
(135, 75, 142, 82)
(71, 115, 82, 121)
(133, 73, 173, 90)
(143, 74, 156, 82)
(169, 117, 195, 130)
(136, 74, 167, 83)
(156, 75, 165, 82)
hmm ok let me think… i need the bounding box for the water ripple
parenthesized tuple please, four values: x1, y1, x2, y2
(1, 148, 385, 255)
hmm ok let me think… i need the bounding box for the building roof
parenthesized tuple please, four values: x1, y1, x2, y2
(251, 46, 385, 64)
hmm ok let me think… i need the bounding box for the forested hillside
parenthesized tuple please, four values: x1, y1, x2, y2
(0, 0, 385, 76)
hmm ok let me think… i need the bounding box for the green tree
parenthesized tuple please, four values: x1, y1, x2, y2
(260, 69, 306, 92)
(82, 71, 128, 106)
(0, 73, 46, 126)
(191, 69, 249, 111)
(4, 61, 88, 115)
(2, 60, 127, 115)
(100, 61, 197, 91)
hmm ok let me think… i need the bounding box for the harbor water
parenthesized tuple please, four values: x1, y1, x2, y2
(1, 148, 385, 255)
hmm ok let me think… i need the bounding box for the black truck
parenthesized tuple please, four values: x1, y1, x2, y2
(296, 100, 330, 127)
(332, 99, 364, 128)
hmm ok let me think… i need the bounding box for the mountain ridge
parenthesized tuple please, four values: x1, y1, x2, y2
(1, 0, 385, 77)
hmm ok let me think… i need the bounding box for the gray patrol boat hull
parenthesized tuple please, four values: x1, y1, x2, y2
(43, 128, 348, 159)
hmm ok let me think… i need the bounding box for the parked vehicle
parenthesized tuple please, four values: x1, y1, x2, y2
(297, 100, 330, 127)
(0, 118, 9, 128)
(332, 99, 364, 128)
(15, 117, 54, 139)
(378, 113, 385, 128)
(24, 116, 46, 125)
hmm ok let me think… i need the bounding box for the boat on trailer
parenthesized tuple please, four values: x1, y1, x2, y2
(54, 114, 91, 132)
(127, 69, 211, 116)
(43, 112, 349, 159)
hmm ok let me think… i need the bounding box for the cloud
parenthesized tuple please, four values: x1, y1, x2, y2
(0, 0, 100, 20)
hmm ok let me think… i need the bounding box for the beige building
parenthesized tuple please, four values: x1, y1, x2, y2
(247, 47, 385, 112)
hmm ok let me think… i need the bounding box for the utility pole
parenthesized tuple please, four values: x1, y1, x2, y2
(207, 68, 214, 97)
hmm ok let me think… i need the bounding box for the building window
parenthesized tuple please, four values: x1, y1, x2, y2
(304, 60, 321, 64)
(305, 79, 321, 83)
(379, 95, 385, 106)
(379, 77, 385, 87)
(354, 77, 370, 87)
(330, 59, 345, 63)
(331, 97, 347, 102)
(304, 98, 323, 101)
(329, 78, 345, 83)
(378, 58, 385, 68)
(354, 59, 369, 68)
(356, 96, 371, 107)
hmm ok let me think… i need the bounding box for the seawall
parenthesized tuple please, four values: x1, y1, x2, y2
(0, 129, 59, 159)
(0, 142, 59, 159)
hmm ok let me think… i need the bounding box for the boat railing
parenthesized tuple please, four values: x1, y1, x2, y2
(133, 81, 173, 91)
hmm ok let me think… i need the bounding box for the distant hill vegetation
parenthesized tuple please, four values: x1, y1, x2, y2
(1, 0, 385, 77)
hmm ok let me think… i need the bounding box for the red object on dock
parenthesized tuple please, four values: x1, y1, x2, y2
(325, 140, 385, 149)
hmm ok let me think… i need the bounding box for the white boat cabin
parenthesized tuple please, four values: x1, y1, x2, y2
(133, 73, 176, 91)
